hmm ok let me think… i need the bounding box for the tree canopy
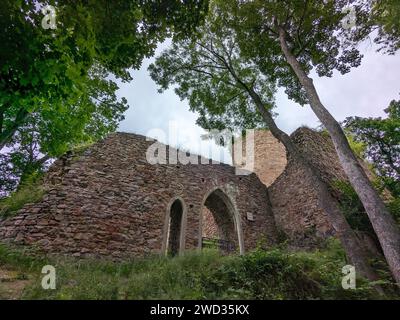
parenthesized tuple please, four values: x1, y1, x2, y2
(369, 0, 400, 54)
(0, 0, 209, 150)
(212, 0, 369, 105)
(149, 4, 275, 134)
(0, 0, 209, 195)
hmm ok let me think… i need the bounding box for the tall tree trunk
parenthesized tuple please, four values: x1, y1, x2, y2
(245, 87, 381, 287)
(278, 27, 400, 285)
(221, 52, 382, 288)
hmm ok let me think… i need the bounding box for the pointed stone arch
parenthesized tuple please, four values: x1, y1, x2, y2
(199, 187, 245, 254)
(162, 197, 187, 256)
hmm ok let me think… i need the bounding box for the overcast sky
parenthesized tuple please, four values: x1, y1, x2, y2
(116, 39, 400, 164)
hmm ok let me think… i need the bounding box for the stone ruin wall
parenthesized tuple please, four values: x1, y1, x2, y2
(230, 128, 338, 247)
(0, 126, 379, 259)
(268, 158, 336, 246)
(201, 208, 219, 238)
(0, 133, 278, 260)
(262, 129, 336, 246)
(259, 127, 378, 251)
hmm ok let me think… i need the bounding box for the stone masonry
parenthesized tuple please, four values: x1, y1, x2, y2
(0, 127, 378, 259)
(0, 133, 278, 259)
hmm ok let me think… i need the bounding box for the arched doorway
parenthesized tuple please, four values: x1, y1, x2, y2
(200, 188, 244, 254)
(164, 198, 186, 256)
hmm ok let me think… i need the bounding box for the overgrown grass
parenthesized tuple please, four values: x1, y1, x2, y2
(0, 240, 398, 300)
(0, 174, 45, 219)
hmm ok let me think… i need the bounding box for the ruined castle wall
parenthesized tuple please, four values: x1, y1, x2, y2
(230, 127, 336, 247)
(266, 127, 382, 249)
(290, 129, 348, 187)
(0, 133, 278, 259)
(267, 128, 348, 247)
(201, 208, 219, 239)
(268, 159, 335, 246)
(1, 127, 375, 258)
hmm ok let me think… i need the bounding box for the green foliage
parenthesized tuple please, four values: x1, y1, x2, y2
(0, 0, 209, 149)
(0, 241, 395, 300)
(371, 0, 400, 54)
(344, 98, 400, 197)
(343, 99, 400, 227)
(0, 0, 209, 195)
(0, 117, 50, 197)
(347, 134, 368, 159)
(332, 180, 376, 233)
(0, 173, 45, 218)
(214, 0, 366, 105)
(332, 179, 400, 230)
(387, 198, 400, 224)
(219, 240, 387, 300)
(0, 244, 47, 272)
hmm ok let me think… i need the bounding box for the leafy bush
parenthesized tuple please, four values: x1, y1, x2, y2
(388, 198, 400, 224)
(332, 179, 400, 229)
(331, 180, 376, 233)
(205, 240, 389, 300)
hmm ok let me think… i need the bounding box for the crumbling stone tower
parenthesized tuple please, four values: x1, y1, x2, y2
(244, 128, 379, 254)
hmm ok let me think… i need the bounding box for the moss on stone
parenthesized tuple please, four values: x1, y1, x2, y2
(0, 174, 45, 219)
